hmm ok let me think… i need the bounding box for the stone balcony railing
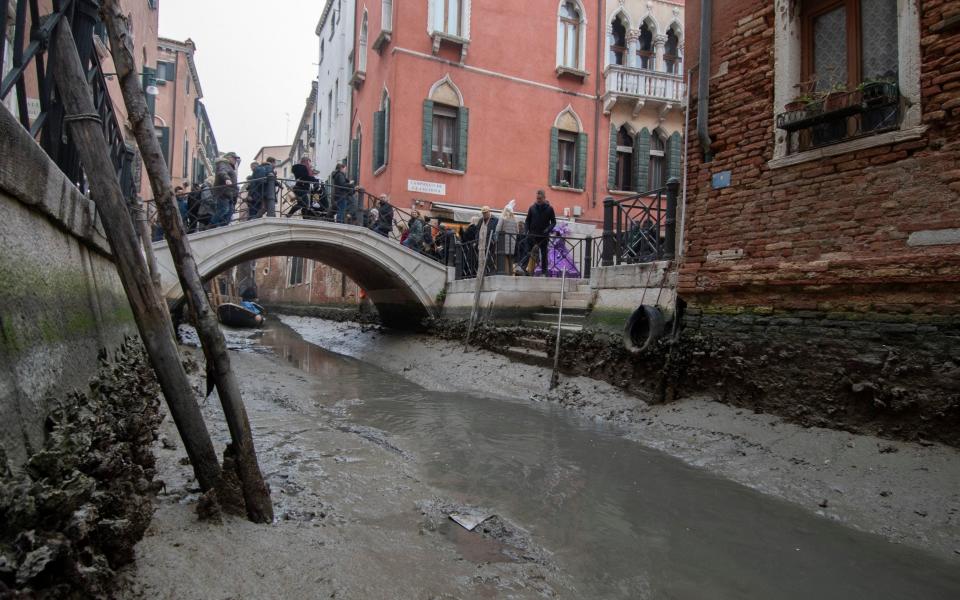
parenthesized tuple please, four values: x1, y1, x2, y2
(603, 65, 685, 115)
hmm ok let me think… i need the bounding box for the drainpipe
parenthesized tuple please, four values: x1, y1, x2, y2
(697, 0, 713, 162)
(590, 0, 604, 210)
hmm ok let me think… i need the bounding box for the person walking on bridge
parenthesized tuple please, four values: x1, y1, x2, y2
(287, 157, 319, 218)
(213, 152, 240, 227)
(524, 189, 556, 276)
(259, 157, 278, 217)
(332, 162, 355, 224)
(376, 194, 394, 237)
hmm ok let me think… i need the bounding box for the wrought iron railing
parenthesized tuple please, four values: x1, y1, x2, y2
(453, 230, 594, 281)
(601, 178, 680, 266)
(1, 0, 133, 193)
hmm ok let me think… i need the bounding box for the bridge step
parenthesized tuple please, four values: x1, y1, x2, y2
(532, 312, 587, 323)
(503, 346, 553, 367)
(522, 320, 584, 332)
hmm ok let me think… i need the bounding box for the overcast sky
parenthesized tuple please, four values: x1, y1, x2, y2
(159, 0, 321, 178)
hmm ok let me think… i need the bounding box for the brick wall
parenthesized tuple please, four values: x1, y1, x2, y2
(673, 1, 960, 443)
(682, 0, 960, 315)
(255, 256, 360, 306)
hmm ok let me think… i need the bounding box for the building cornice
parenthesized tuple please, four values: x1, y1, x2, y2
(158, 37, 203, 99)
(315, 0, 337, 36)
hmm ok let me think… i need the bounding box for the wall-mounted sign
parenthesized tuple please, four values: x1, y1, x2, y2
(712, 171, 731, 189)
(407, 179, 446, 196)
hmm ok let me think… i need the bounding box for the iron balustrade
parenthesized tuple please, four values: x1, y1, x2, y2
(453, 230, 594, 281)
(601, 178, 680, 266)
(1, 0, 133, 195)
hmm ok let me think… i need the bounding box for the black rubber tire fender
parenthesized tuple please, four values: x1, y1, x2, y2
(623, 305, 665, 354)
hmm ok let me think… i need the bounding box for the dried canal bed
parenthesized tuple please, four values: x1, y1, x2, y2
(123, 319, 960, 599)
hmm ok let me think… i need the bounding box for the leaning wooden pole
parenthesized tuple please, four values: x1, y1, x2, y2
(99, 0, 273, 523)
(48, 19, 222, 493)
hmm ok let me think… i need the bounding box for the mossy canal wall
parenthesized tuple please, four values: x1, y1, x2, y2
(0, 105, 135, 467)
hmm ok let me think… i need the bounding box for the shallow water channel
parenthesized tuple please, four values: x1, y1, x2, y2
(253, 320, 960, 599)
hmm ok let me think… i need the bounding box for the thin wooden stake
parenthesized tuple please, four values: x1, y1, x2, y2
(48, 19, 222, 493)
(99, 0, 273, 523)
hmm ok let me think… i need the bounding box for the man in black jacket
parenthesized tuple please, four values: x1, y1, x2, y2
(524, 189, 556, 275)
(375, 194, 394, 236)
(332, 162, 354, 223)
(287, 157, 319, 217)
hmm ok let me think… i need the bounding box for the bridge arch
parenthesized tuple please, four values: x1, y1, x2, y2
(153, 218, 448, 329)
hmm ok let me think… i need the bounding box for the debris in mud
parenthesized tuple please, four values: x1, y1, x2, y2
(450, 511, 494, 531)
(0, 339, 163, 598)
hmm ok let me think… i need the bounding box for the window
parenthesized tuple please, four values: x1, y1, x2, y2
(182, 138, 189, 179)
(334, 80, 340, 116)
(373, 92, 390, 172)
(802, 0, 898, 91)
(431, 0, 463, 37)
(664, 26, 681, 75)
(422, 77, 468, 171)
(156, 126, 170, 168)
(156, 60, 175, 82)
(648, 132, 666, 190)
(615, 126, 634, 191)
(185, 72, 191, 95)
(609, 16, 627, 66)
(358, 13, 368, 73)
(382, 0, 394, 32)
(327, 91, 333, 132)
(431, 105, 458, 168)
(320, 39, 325, 64)
(558, 2, 583, 70)
(638, 22, 655, 70)
(288, 257, 305, 286)
(549, 108, 586, 189)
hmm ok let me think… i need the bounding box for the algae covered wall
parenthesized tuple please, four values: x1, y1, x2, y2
(0, 105, 135, 467)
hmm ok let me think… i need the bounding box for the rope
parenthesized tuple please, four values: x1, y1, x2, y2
(63, 112, 103, 125)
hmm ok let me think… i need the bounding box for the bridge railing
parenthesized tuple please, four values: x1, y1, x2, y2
(144, 177, 451, 265)
(453, 230, 595, 280)
(600, 178, 680, 266)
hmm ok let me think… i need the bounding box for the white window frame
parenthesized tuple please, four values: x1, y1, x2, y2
(770, 0, 923, 168)
(428, 0, 471, 40)
(556, 0, 587, 72)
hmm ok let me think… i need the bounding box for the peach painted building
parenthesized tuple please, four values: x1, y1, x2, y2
(347, 0, 684, 226)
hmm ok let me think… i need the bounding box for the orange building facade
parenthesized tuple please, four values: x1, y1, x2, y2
(348, 0, 685, 226)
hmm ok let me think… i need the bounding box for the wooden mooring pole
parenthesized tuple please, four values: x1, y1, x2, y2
(48, 19, 223, 494)
(99, 0, 273, 523)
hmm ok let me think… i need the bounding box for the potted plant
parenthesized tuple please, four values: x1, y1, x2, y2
(858, 78, 898, 106)
(823, 83, 849, 111)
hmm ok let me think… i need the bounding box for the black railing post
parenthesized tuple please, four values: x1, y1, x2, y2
(454, 240, 463, 279)
(664, 177, 680, 260)
(602, 196, 615, 267)
(584, 235, 592, 280)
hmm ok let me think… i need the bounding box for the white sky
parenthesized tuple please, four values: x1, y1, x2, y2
(158, 0, 321, 179)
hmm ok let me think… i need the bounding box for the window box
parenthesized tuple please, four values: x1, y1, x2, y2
(550, 185, 584, 194)
(350, 69, 366, 88)
(776, 84, 898, 132)
(424, 164, 465, 176)
(555, 65, 589, 81)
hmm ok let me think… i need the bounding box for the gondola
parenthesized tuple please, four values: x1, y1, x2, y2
(217, 302, 265, 328)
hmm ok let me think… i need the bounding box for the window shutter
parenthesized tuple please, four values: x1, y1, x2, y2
(383, 97, 390, 166)
(157, 126, 170, 168)
(422, 100, 434, 165)
(142, 66, 157, 115)
(456, 106, 469, 171)
(607, 124, 617, 191)
(373, 110, 385, 170)
(548, 127, 559, 186)
(634, 128, 650, 193)
(575, 132, 588, 190)
(667, 132, 682, 180)
(349, 137, 360, 183)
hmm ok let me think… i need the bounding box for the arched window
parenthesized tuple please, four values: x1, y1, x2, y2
(557, 1, 584, 70)
(349, 124, 362, 184)
(609, 15, 627, 66)
(665, 24, 681, 74)
(648, 131, 666, 190)
(550, 108, 587, 189)
(615, 126, 634, 191)
(423, 77, 468, 171)
(358, 12, 368, 73)
(638, 21, 655, 70)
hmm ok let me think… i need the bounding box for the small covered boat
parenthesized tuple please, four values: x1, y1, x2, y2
(217, 302, 265, 328)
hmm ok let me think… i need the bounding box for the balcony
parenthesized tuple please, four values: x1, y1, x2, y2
(602, 65, 685, 118)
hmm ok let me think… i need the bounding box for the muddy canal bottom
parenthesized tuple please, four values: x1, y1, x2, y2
(248, 321, 960, 599)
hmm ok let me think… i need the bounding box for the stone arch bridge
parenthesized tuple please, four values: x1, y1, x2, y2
(152, 218, 448, 328)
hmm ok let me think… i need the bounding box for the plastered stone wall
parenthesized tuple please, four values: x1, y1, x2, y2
(0, 106, 135, 466)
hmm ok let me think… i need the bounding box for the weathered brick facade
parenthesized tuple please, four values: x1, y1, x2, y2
(679, 1, 960, 443)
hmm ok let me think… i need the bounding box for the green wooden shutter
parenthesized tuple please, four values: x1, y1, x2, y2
(607, 124, 617, 191)
(575, 132, 588, 190)
(421, 100, 434, 166)
(157, 126, 170, 169)
(634, 128, 650, 193)
(456, 106, 469, 171)
(349, 137, 360, 183)
(383, 97, 390, 166)
(548, 127, 559, 187)
(142, 66, 157, 115)
(373, 110, 385, 170)
(667, 132, 682, 180)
